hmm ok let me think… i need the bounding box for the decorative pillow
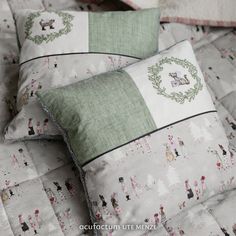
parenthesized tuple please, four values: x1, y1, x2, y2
(4, 8, 160, 141)
(37, 40, 236, 235)
(122, 0, 236, 27)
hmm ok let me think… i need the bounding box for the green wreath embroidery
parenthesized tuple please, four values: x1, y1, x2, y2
(25, 11, 74, 45)
(148, 57, 203, 104)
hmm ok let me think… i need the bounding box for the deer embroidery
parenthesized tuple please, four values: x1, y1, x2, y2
(39, 19, 55, 31)
(169, 72, 190, 87)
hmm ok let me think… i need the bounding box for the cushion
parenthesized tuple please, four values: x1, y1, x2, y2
(37, 40, 236, 235)
(4, 8, 160, 141)
(122, 0, 236, 27)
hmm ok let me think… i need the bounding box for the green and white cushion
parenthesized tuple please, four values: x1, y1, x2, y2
(37, 41, 236, 235)
(5, 8, 160, 141)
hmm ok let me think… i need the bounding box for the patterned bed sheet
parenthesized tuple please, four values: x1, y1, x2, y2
(0, 0, 235, 235)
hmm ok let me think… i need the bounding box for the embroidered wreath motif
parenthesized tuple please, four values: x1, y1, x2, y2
(148, 57, 203, 104)
(25, 11, 74, 45)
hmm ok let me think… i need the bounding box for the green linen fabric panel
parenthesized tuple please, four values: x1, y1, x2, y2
(88, 9, 160, 59)
(37, 70, 156, 166)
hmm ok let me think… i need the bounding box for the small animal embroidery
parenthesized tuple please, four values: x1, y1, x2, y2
(110, 193, 121, 216)
(18, 215, 30, 233)
(178, 137, 188, 158)
(178, 201, 186, 210)
(169, 72, 190, 87)
(185, 180, 194, 199)
(45, 188, 58, 205)
(39, 19, 55, 31)
(28, 118, 35, 136)
(53, 182, 66, 201)
(168, 135, 179, 157)
(193, 180, 200, 200)
(164, 144, 176, 162)
(65, 178, 75, 196)
(99, 195, 107, 208)
(153, 213, 160, 225)
(200, 176, 206, 193)
(118, 177, 131, 201)
(28, 215, 38, 234)
(159, 205, 167, 225)
(226, 117, 236, 130)
(178, 228, 185, 236)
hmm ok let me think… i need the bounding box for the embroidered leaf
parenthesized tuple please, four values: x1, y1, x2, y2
(25, 11, 74, 45)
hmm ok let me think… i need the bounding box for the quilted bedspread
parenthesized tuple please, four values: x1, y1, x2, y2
(0, 0, 235, 235)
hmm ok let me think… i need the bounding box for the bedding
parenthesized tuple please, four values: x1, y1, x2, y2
(42, 0, 127, 12)
(37, 40, 236, 235)
(0, 3, 91, 234)
(121, 0, 236, 27)
(4, 7, 160, 141)
(0, 0, 236, 235)
(0, 1, 128, 235)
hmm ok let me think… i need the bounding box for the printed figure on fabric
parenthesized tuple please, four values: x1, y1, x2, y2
(39, 19, 55, 31)
(169, 72, 190, 87)
(28, 118, 49, 136)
